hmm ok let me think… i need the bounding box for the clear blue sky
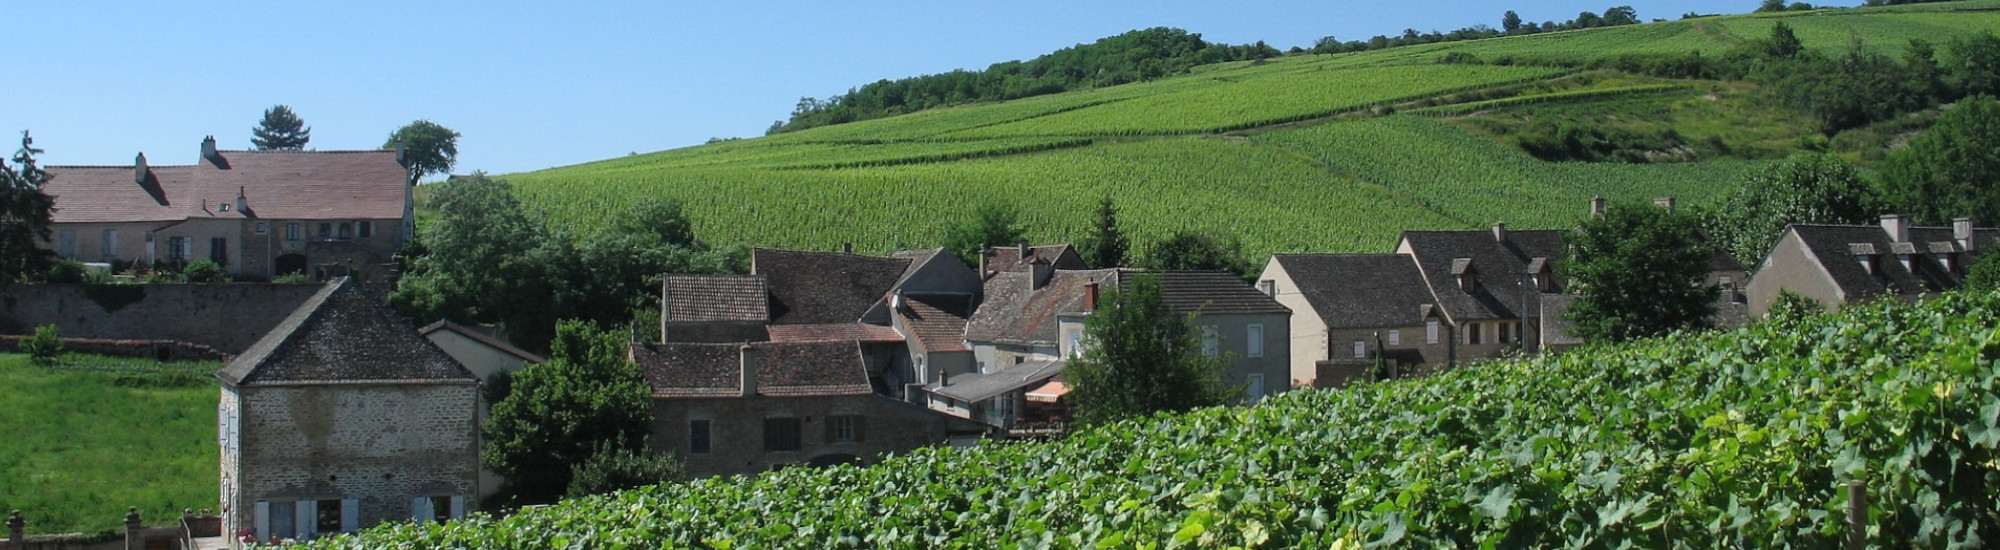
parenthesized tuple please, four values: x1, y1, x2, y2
(8, 0, 1755, 175)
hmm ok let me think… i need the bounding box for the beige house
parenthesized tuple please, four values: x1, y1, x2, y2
(42, 136, 411, 280)
(1747, 216, 1997, 316)
(1258, 254, 1450, 388)
(419, 320, 545, 502)
(216, 279, 478, 542)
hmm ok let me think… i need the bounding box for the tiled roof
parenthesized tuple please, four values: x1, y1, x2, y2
(896, 293, 974, 353)
(753, 248, 911, 325)
(932, 359, 1066, 403)
(419, 320, 546, 363)
(45, 149, 406, 224)
(752, 341, 873, 397)
(218, 278, 473, 385)
(766, 323, 904, 343)
(1272, 254, 1436, 329)
(982, 244, 1087, 277)
(664, 275, 769, 322)
(966, 269, 1119, 346)
(1401, 229, 1567, 322)
(631, 342, 742, 398)
(1120, 271, 1292, 315)
(1789, 224, 2000, 300)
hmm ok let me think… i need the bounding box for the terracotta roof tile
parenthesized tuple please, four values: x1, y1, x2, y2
(896, 294, 973, 353)
(664, 275, 768, 322)
(753, 249, 911, 325)
(631, 342, 741, 398)
(45, 149, 406, 224)
(766, 323, 904, 343)
(751, 341, 872, 396)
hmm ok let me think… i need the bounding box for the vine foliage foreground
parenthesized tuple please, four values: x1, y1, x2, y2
(318, 292, 2000, 549)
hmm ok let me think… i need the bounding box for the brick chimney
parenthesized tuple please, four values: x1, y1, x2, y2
(1652, 196, 1676, 214)
(1881, 214, 1909, 243)
(133, 152, 149, 184)
(200, 135, 218, 164)
(1589, 195, 1606, 219)
(1956, 217, 1976, 252)
(738, 344, 759, 398)
(1491, 222, 1506, 243)
(1083, 281, 1099, 312)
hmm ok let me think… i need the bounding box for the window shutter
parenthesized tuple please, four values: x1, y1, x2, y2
(854, 417, 866, 443)
(824, 416, 837, 443)
(411, 497, 429, 522)
(254, 501, 269, 540)
(449, 496, 466, 519)
(340, 498, 358, 532)
(295, 500, 315, 540)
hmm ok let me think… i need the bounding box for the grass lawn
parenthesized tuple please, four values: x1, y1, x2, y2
(0, 353, 218, 536)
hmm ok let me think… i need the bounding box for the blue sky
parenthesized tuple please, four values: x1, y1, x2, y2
(7, 0, 1753, 175)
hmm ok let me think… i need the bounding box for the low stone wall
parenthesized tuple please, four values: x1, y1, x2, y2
(0, 283, 325, 355)
(0, 336, 228, 362)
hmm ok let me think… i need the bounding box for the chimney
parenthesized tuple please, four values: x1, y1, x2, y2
(199, 135, 218, 164)
(1083, 281, 1099, 312)
(891, 289, 905, 311)
(133, 153, 149, 184)
(234, 186, 248, 213)
(659, 279, 672, 344)
(1491, 222, 1506, 243)
(393, 140, 408, 167)
(1956, 217, 1976, 252)
(1881, 214, 1909, 243)
(1652, 196, 1676, 214)
(1589, 195, 1606, 219)
(738, 344, 759, 398)
(976, 246, 989, 278)
(842, 242, 853, 254)
(1018, 242, 1030, 259)
(1028, 257, 1054, 292)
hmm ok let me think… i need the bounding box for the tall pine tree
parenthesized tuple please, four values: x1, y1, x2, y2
(1081, 196, 1128, 268)
(250, 105, 311, 151)
(0, 131, 56, 284)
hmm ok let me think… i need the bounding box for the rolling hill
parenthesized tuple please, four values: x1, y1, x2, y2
(498, 1, 2000, 260)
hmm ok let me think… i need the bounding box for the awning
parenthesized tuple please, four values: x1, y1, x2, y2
(1025, 380, 1069, 403)
(932, 359, 1065, 403)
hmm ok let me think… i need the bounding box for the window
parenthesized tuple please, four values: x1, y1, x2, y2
(167, 237, 189, 262)
(254, 222, 269, 235)
(409, 496, 463, 523)
(1246, 324, 1264, 357)
(318, 223, 332, 239)
(210, 237, 228, 265)
(1353, 339, 1366, 359)
(1426, 320, 1440, 344)
(1499, 323, 1511, 344)
(269, 500, 296, 540)
(430, 496, 453, 523)
(1257, 280, 1276, 296)
(1468, 322, 1483, 345)
(1201, 326, 1219, 357)
(1246, 374, 1265, 403)
(286, 223, 301, 241)
(338, 222, 353, 239)
(1014, 356, 1024, 365)
(763, 417, 802, 452)
(1067, 330, 1084, 358)
(996, 394, 1016, 422)
(57, 229, 75, 258)
(358, 221, 373, 238)
(100, 229, 118, 259)
(688, 419, 711, 454)
(316, 499, 342, 535)
(826, 415, 864, 443)
(1388, 330, 1401, 347)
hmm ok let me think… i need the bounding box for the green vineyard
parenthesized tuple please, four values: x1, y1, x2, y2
(318, 292, 2000, 548)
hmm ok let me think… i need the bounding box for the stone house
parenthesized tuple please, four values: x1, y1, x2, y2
(41, 136, 412, 280)
(216, 278, 478, 542)
(1747, 215, 1998, 316)
(1258, 254, 1450, 388)
(419, 320, 545, 501)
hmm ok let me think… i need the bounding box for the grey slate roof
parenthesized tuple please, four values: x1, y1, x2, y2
(631, 342, 742, 398)
(897, 293, 974, 353)
(965, 269, 1119, 346)
(982, 244, 1087, 277)
(753, 249, 912, 325)
(932, 359, 1066, 402)
(1121, 271, 1292, 315)
(1789, 224, 2000, 300)
(1272, 254, 1437, 329)
(1400, 229, 1567, 322)
(218, 278, 474, 386)
(663, 275, 769, 322)
(631, 340, 873, 398)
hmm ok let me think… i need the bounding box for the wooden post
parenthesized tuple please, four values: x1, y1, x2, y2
(7, 510, 24, 550)
(123, 507, 140, 550)
(1846, 481, 1866, 550)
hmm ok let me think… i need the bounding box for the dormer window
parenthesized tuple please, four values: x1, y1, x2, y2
(1451, 258, 1476, 292)
(1850, 243, 1880, 275)
(1527, 257, 1553, 293)
(218, 203, 231, 212)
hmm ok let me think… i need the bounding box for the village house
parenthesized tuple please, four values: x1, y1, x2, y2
(642, 247, 988, 476)
(40, 136, 412, 280)
(418, 320, 545, 501)
(1747, 215, 1998, 316)
(1258, 254, 1449, 388)
(216, 278, 479, 543)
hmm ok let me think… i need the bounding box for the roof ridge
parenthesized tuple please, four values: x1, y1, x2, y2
(216, 149, 395, 154)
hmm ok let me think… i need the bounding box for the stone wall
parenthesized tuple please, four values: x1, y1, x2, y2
(651, 394, 988, 477)
(0, 336, 227, 361)
(223, 382, 479, 539)
(0, 283, 324, 354)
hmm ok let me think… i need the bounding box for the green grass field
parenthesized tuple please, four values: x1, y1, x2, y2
(492, 0, 2000, 260)
(0, 354, 218, 536)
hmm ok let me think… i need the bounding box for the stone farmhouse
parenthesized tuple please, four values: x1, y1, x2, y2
(40, 136, 413, 280)
(1747, 215, 1998, 316)
(216, 278, 479, 543)
(641, 248, 990, 476)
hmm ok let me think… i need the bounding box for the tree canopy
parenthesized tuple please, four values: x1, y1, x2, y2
(250, 105, 311, 151)
(1565, 204, 1719, 342)
(1144, 230, 1253, 279)
(1880, 96, 2000, 225)
(0, 132, 55, 285)
(1066, 274, 1236, 425)
(1705, 154, 1879, 268)
(386, 120, 460, 182)
(483, 320, 654, 505)
(1080, 196, 1128, 269)
(942, 203, 1027, 264)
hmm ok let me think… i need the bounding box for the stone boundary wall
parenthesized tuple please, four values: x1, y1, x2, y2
(0, 283, 325, 354)
(0, 336, 228, 362)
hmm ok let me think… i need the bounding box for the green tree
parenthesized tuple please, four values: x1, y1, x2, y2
(1067, 274, 1235, 425)
(1706, 154, 1879, 268)
(1144, 230, 1252, 278)
(22, 324, 61, 365)
(1880, 97, 2000, 225)
(385, 120, 461, 182)
(1963, 250, 2000, 292)
(0, 132, 55, 284)
(1080, 196, 1128, 268)
(483, 321, 652, 505)
(250, 105, 311, 151)
(391, 174, 546, 338)
(942, 203, 1026, 263)
(1765, 22, 1805, 58)
(1565, 204, 1719, 342)
(564, 442, 687, 498)
(1501, 11, 1523, 33)
(1602, 6, 1640, 26)
(1756, 0, 1788, 12)
(1946, 32, 2000, 99)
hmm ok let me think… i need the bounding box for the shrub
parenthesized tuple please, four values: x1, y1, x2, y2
(44, 260, 86, 283)
(22, 324, 62, 364)
(180, 260, 226, 283)
(272, 273, 313, 284)
(564, 442, 686, 499)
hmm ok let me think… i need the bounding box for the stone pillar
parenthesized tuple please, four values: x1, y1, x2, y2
(7, 510, 24, 550)
(123, 507, 140, 550)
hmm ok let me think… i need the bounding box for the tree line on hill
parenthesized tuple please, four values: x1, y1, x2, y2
(1309, 5, 1644, 56)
